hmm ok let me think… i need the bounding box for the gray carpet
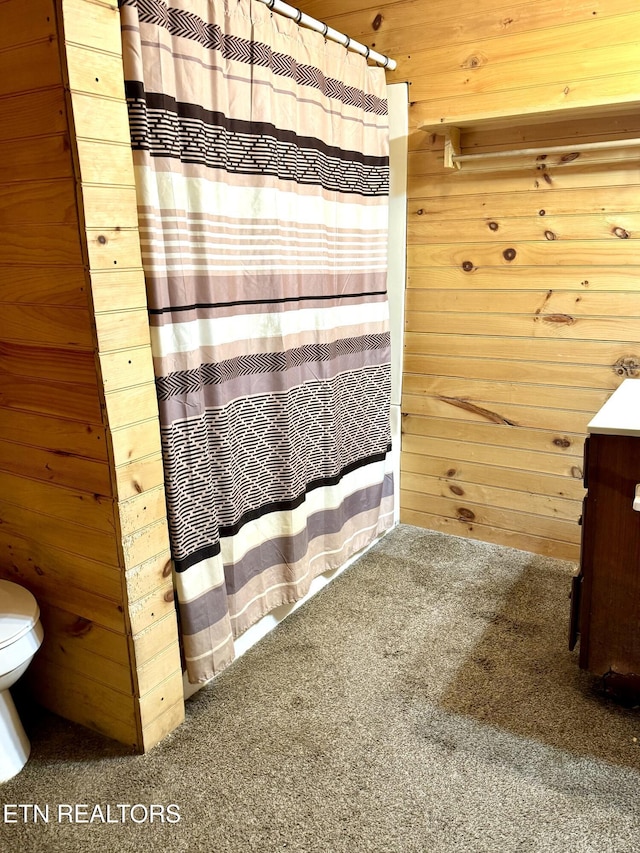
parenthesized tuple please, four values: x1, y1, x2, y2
(2, 524, 639, 852)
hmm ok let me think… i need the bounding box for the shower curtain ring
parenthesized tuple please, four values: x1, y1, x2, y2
(364, 46, 370, 59)
(322, 22, 329, 38)
(295, 8, 303, 23)
(344, 36, 351, 50)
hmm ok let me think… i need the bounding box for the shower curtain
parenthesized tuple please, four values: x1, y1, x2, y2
(119, 0, 394, 682)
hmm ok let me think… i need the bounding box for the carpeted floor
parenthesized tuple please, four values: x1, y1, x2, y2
(1, 524, 639, 852)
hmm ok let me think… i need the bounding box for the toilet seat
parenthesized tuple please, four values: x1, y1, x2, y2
(0, 580, 43, 783)
(0, 580, 40, 649)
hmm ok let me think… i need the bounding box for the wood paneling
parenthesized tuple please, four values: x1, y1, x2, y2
(298, 0, 640, 559)
(0, 40, 63, 97)
(404, 331, 640, 371)
(402, 450, 584, 502)
(402, 431, 584, 480)
(28, 657, 139, 749)
(2, 266, 88, 312)
(59, 0, 183, 751)
(0, 341, 96, 384)
(0, 529, 122, 601)
(406, 288, 640, 317)
(300, 0, 639, 43)
(36, 602, 131, 664)
(0, 374, 103, 422)
(0, 0, 123, 707)
(403, 353, 626, 392)
(0, 0, 183, 753)
(0, 471, 116, 533)
(410, 186, 640, 218)
(1, 0, 632, 750)
(0, 135, 74, 184)
(0, 410, 107, 460)
(0, 438, 112, 494)
(0, 0, 58, 49)
(402, 394, 592, 435)
(408, 166, 640, 197)
(401, 506, 579, 561)
(0, 89, 68, 142)
(0, 180, 79, 225)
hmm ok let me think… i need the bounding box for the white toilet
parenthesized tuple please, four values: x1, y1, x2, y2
(0, 579, 44, 782)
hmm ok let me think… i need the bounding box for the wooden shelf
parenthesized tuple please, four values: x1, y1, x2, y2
(419, 100, 640, 136)
(420, 102, 640, 171)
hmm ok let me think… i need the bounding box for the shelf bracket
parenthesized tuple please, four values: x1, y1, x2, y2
(443, 126, 461, 170)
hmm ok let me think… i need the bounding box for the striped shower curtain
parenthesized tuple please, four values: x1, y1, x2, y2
(120, 0, 394, 682)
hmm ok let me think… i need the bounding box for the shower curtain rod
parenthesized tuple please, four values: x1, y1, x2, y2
(257, 0, 397, 70)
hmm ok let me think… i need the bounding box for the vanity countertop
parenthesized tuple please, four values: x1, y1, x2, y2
(588, 379, 640, 436)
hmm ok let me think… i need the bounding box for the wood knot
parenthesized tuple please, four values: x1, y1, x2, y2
(560, 152, 580, 162)
(457, 507, 476, 522)
(613, 356, 640, 377)
(416, 208, 424, 216)
(570, 466, 583, 479)
(462, 260, 475, 272)
(372, 13, 383, 30)
(69, 618, 93, 638)
(487, 221, 499, 231)
(446, 468, 457, 477)
(164, 589, 175, 603)
(438, 395, 517, 426)
(613, 226, 630, 239)
(449, 485, 464, 496)
(544, 230, 556, 241)
(553, 437, 571, 448)
(539, 209, 546, 216)
(97, 235, 107, 245)
(542, 172, 553, 185)
(463, 54, 484, 69)
(502, 248, 517, 262)
(542, 313, 575, 325)
(163, 559, 173, 578)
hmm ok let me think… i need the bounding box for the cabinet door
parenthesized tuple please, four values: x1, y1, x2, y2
(568, 495, 587, 651)
(580, 434, 640, 675)
(569, 438, 590, 655)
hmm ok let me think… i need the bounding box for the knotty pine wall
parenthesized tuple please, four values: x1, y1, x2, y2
(0, 0, 183, 751)
(299, 0, 640, 560)
(2, 0, 637, 749)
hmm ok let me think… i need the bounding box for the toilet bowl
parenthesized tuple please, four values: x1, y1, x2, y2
(0, 580, 43, 783)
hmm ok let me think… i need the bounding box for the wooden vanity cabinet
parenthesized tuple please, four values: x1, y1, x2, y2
(569, 380, 640, 682)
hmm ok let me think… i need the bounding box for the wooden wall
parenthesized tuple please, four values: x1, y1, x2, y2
(1, 0, 637, 748)
(299, 0, 640, 560)
(0, 0, 183, 751)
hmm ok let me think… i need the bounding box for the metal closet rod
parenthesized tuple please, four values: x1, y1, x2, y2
(453, 136, 640, 163)
(256, 0, 396, 70)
